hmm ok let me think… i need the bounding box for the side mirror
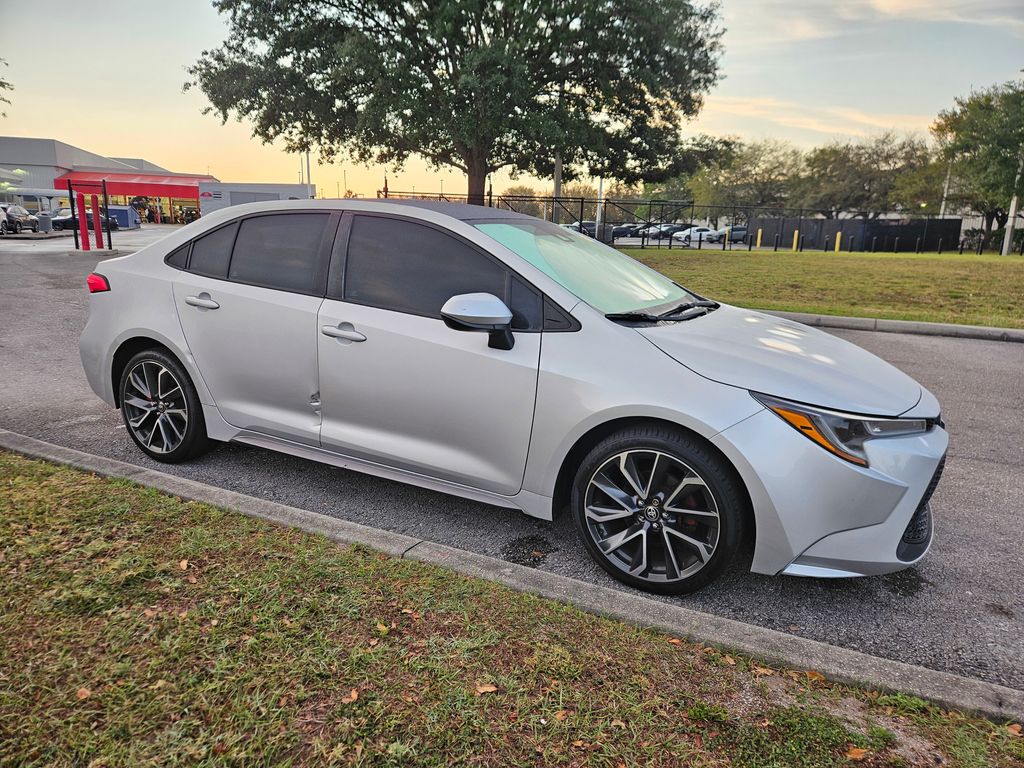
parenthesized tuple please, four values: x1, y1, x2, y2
(441, 292, 515, 350)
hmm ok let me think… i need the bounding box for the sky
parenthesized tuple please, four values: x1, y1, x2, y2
(1, 0, 1021, 198)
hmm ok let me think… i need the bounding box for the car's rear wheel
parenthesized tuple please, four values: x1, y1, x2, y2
(572, 426, 746, 594)
(0, 220, 7, 235)
(52, 222, 63, 231)
(119, 349, 212, 463)
(14, 222, 22, 234)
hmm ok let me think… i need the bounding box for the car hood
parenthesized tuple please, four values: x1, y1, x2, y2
(638, 305, 922, 416)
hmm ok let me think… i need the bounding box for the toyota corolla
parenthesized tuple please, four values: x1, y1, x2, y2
(80, 200, 947, 593)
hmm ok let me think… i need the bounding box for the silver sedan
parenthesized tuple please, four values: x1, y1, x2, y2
(80, 200, 947, 593)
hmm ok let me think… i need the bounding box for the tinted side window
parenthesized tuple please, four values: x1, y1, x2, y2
(509, 276, 542, 330)
(229, 213, 331, 294)
(344, 216, 506, 318)
(190, 222, 238, 278)
(166, 244, 189, 269)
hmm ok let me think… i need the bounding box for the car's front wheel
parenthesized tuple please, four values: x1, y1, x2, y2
(14, 222, 22, 234)
(119, 349, 212, 463)
(572, 426, 746, 594)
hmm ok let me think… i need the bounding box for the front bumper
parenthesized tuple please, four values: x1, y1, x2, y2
(712, 407, 948, 577)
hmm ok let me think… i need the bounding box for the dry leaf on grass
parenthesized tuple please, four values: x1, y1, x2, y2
(475, 683, 498, 695)
(75, 687, 91, 700)
(1007, 723, 1021, 736)
(668, 638, 682, 645)
(178, 559, 188, 570)
(610, 719, 626, 729)
(752, 665, 775, 677)
(806, 670, 826, 682)
(722, 655, 736, 666)
(554, 710, 568, 722)
(845, 747, 869, 761)
(341, 688, 359, 704)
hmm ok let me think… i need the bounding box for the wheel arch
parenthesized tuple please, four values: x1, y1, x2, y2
(550, 416, 756, 544)
(110, 336, 179, 407)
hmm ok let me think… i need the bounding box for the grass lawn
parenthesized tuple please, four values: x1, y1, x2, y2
(621, 247, 1024, 330)
(2, 452, 1022, 767)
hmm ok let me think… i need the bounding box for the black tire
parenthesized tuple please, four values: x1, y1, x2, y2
(14, 222, 22, 234)
(52, 222, 63, 231)
(0, 221, 6, 235)
(119, 348, 212, 463)
(571, 425, 747, 595)
(32, 224, 38, 233)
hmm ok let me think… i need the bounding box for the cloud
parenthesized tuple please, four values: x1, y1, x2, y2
(690, 95, 933, 142)
(722, 0, 1024, 49)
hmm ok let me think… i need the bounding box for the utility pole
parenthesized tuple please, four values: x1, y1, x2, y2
(305, 150, 313, 197)
(1001, 152, 1022, 255)
(938, 158, 953, 217)
(343, 170, 348, 196)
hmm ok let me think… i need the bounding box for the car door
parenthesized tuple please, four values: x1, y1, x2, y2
(172, 211, 338, 446)
(317, 213, 543, 495)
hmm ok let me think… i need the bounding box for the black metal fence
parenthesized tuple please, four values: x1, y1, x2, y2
(378, 189, 1023, 254)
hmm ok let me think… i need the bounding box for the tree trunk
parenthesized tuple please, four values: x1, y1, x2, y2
(467, 158, 487, 206)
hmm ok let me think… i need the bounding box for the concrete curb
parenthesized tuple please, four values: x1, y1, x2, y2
(765, 310, 1024, 343)
(2, 428, 1022, 722)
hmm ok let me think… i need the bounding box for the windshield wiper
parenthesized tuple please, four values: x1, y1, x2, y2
(658, 300, 720, 318)
(605, 310, 708, 323)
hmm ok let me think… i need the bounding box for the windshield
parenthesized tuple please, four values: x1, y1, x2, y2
(473, 219, 695, 315)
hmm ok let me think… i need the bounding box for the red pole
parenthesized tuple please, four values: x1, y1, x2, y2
(76, 192, 91, 251)
(90, 195, 104, 249)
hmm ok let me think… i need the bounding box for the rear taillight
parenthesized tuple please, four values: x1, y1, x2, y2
(87, 273, 110, 293)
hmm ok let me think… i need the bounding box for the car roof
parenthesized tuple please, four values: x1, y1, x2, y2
(383, 199, 537, 222)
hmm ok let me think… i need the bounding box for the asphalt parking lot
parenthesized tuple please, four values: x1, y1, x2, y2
(1, 230, 1022, 690)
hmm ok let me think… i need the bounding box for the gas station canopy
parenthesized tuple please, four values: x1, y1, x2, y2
(53, 170, 217, 198)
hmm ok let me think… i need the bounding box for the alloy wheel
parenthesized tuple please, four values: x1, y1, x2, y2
(583, 449, 720, 583)
(122, 360, 189, 454)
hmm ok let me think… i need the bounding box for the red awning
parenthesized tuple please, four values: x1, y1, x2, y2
(53, 171, 217, 199)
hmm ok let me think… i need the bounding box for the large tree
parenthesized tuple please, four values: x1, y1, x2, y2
(689, 139, 802, 210)
(933, 81, 1024, 242)
(790, 133, 930, 218)
(187, 0, 723, 203)
(0, 59, 12, 118)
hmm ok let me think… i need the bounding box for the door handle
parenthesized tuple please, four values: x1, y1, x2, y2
(185, 294, 220, 310)
(321, 324, 366, 342)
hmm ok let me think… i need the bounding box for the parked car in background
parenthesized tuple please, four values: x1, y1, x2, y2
(672, 226, 715, 245)
(705, 225, 748, 244)
(0, 204, 40, 234)
(79, 199, 947, 595)
(50, 207, 118, 232)
(612, 223, 642, 239)
(561, 220, 596, 236)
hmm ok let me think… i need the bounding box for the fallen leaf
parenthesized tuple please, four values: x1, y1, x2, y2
(554, 710, 568, 722)
(610, 719, 626, 729)
(150, 679, 170, 690)
(341, 688, 359, 704)
(376, 622, 389, 635)
(179, 559, 188, 570)
(368, 638, 380, 648)
(186, 574, 197, 584)
(210, 619, 219, 627)
(279, 695, 289, 707)
(806, 670, 826, 682)
(722, 655, 736, 666)
(281, 617, 294, 627)
(475, 683, 498, 695)
(693, 733, 703, 749)
(212, 743, 228, 756)
(76, 687, 91, 700)
(1007, 723, 1022, 736)
(752, 665, 775, 677)
(572, 740, 585, 748)
(845, 747, 869, 761)
(177, 610, 188, 619)
(668, 638, 682, 645)
(143, 608, 158, 618)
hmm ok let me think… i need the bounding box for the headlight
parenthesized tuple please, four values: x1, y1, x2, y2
(751, 392, 931, 467)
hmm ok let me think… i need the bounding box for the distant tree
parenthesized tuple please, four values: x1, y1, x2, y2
(690, 139, 803, 211)
(500, 184, 543, 217)
(188, 0, 723, 205)
(890, 156, 947, 212)
(0, 59, 12, 118)
(933, 81, 1024, 237)
(791, 133, 930, 217)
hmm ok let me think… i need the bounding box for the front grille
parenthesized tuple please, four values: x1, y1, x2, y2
(897, 455, 945, 561)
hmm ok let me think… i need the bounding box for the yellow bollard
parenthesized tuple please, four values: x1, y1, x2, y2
(834, 232, 842, 252)
(792, 229, 799, 251)
(756, 228, 763, 249)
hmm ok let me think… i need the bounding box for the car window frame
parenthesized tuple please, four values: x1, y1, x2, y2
(164, 209, 340, 298)
(329, 211, 552, 333)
